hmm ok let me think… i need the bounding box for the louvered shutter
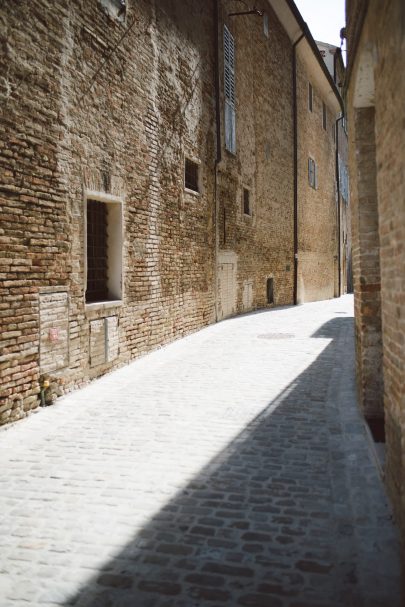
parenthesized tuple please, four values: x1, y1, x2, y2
(224, 26, 236, 154)
(308, 158, 314, 187)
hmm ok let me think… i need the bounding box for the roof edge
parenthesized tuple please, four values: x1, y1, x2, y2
(270, 0, 344, 113)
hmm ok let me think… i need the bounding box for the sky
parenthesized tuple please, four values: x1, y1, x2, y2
(294, 0, 346, 48)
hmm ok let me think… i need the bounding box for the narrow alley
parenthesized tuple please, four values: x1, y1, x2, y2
(0, 296, 400, 607)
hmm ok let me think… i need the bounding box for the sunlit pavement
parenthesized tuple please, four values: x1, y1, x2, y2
(0, 295, 401, 607)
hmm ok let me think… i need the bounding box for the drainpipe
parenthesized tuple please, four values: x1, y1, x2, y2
(214, 0, 221, 321)
(335, 114, 344, 297)
(292, 33, 304, 306)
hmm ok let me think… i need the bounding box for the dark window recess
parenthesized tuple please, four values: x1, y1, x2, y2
(366, 417, 385, 443)
(308, 83, 313, 112)
(267, 278, 274, 304)
(86, 200, 109, 303)
(243, 188, 251, 215)
(322, 102, 327, 130)
(185, 159, 199, 192)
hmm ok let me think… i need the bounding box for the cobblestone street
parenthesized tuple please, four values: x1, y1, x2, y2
(0, 296, 401, 607)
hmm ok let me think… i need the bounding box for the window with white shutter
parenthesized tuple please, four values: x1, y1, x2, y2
(224, 26, 236, 154)
(308, 157, 318, 189)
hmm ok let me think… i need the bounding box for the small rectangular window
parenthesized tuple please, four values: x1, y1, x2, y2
(184, 158, 199, 193)
(243, 188, 251, 216)
(87, 201, 109, 303)
(308, 83, 313, 112)
(86, 197, 123, 304)
(322, 102, 327, 130)
(267, 278, 274, 304)
(308, 157, 318, 189)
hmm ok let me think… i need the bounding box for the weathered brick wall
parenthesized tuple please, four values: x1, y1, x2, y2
(348, 106, 383, 418)
(371, 0, 405, 533)
(216, 2, 294, 317)
(0, 2, 72, 423)
(0, 0, 341, 425)
(346, 0, 405, 543)
(296, 56, 338, 303)
(0, 0, 217, 424)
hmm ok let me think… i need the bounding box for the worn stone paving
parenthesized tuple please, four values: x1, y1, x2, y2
(0, 295, 401, 607)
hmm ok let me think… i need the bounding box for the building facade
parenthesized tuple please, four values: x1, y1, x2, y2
(345, 0, 405, 550)
(0, 0, 342, 425)
(317, 41, 352, 296)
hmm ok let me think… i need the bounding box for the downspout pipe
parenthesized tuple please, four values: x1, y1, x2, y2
(292, 33, 304, 306)
(214, 0, 221, 321)
(335, 114, 344, 297)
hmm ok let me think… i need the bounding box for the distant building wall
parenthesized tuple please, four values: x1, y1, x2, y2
(296, 54, 338, 303)
(216, 1, 294, 319)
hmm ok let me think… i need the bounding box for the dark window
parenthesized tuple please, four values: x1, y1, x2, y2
(267, 278, 274, 304)
(185, 158, 199, 192)
(243, 188, 251, 215)
(322, 102, 327, 130)
(86, 200, 109, 303)
(308, 83, 313, 112)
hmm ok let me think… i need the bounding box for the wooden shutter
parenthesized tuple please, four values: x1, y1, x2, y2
(308, 157, 314, 188)
(224, 26, 236, 153)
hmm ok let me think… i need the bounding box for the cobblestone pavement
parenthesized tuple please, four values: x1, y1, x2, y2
(0, 295, 401, 607)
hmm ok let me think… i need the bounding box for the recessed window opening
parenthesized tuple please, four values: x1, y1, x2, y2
(184, 158, 199, 193)
(243, 188, 251, 216)
(267, 278, 274, 304)
(86, 197, 122, 304)
(308, 82, 313, 112)
(322, 102, 327, 130)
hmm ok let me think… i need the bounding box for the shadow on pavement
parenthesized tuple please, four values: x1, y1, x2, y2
(65, 317, 400, 607)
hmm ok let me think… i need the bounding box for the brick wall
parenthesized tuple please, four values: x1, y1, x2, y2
(372, 0, 405, 533)
(0, 0, 341, 425)
(296, 56, 338, 303)
(348, 106, 383, 418)
(346, 0, 405, 543)
(216, 1, 294, 317)
(0, 0, 217, 424)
